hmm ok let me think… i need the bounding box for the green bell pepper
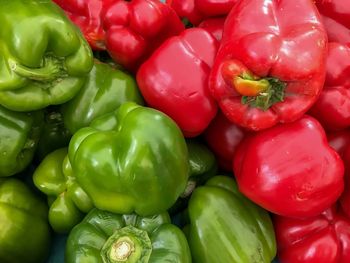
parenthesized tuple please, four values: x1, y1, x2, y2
(61, 60, 144, 134)
(0, 105, 43, 177)
(169, 139, 217, 214)
(187, 176, 276, 263)
(0, 0, 93, 111)
(33, 147, 93, 233)
(0, 178, 51, 263)
(68, 102, 189, 216)
(65, 208, 192, 263)
(35, 107, 71, 162)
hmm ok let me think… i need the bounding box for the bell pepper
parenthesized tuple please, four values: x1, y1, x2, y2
(309, 43, 350, 131)
(166, 0, 204, 26)
(66, 208, 191, 263)
(166, 0, 236, 26)
(328, 130, 350, 219)
(169, 139, 217, 214)
(33, 147, 93, 233)
(61, 60, 144, 134)
(204, 110, 246, 171)
(137, 28, 218, 137)
(198, 17, 225, 42)
(316, 0, 350, 44)
(234, 115, 344, 218)
(35, 107, 71, 162)
(0, 0, 93, 112)
(274, 205, 350, 263)
(0, 178, 51, 263)
(102, 0, 184, 72)
(68, 102, 189, 216)
(0, 105, 43, 177)
(187, 176, 276, 263)
(52, 0, 109, 50)
(209, 0, 328, 131)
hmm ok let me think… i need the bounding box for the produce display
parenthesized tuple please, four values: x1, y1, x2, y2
(1, 0, 350, 263)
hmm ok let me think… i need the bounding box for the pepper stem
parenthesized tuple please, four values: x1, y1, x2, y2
(10, 55, 65, 82)
(101, 225, 152, 263)
(110, 238, 135, 261)
(221, 59, 287, 111)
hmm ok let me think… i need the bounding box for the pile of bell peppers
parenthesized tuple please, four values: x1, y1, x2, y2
(2, 0, 350, 262)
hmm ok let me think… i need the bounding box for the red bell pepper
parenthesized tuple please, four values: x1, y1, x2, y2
(316, 0, 350, 44)
(166, 0, 204, 26)
(209, 0, 328, 131)
(166, 0, 236, 25)
(204, 110, 246, 171)
(274, 205, 350, 263)
(309, 42, 350, 131)
(198, 17, 225, 42)
(53, 0, 108, 50)
(233, 115, 344, 218)
(328, 130, 350, 219)
(102, 0, 184, 72)
(137, 28, 219, 137)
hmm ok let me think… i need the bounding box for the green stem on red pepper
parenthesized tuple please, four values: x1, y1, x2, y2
(222, 59, 286, 111)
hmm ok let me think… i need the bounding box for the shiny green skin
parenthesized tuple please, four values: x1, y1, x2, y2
(33, 148, 93, 233)
(0, 105, 43, 177)
(66, 208, 192, 263)
(188, 176, 276, 263)
(0, 0, 93, 111)
(169, 139, 217, 214)
(0, 178, 51, 263)
(35, 107, 71, 162)
(68, 102, 189, 216)
(61, 60, 144, 134)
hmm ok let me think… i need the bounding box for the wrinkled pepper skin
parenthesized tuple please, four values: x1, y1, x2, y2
(35, 107, 71, 162)
(274, 205, 350, 263)
(137, 28, 218, 137)
(0, 178, 51, 263)
(102, 0, 184, 72)
(0, 105, 43, 177)
(234, 115, 344, 218)
(169, 139, 217, 214)
(66, 208, 192, 263)
(204, 110, 246, 171)
(209, 0, 328, 131)
(167, 0, 236, 25)
(187, 176, 276, 263)
(309, 43, 350, 131)
(0, 0, 93, 112)
(61, 60, 144, 134)
(328, 130, 350, 219)
(68, 102, 189, 216)
(316, 0, 350, 44)
(33, 148, 93, 233)
(53, 0, 109, 50)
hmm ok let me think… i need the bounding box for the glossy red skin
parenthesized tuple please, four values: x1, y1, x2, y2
(209, 0, 328, 131)
(234, 115, 344, 218)
(102, 0, 184, 72)
(316, 1, 350, 44)
(274, 206, 350, 263)
(53, 0, 109, 50)
(166, 0, 235, 25)
(166, 0, 204, 25)
(309, 43, 350, 131)
(204, 110, 246, 171)
(328, 130, 350, 218)
(316, 0, 350, 34)
(198, 17, 225, 42)
(195, 0, 236, 17)
(137, 28, 218, 137)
